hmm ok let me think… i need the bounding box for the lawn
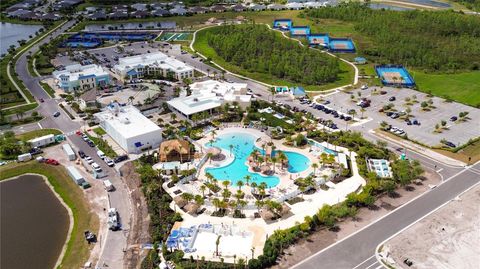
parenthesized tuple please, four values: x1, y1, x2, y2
(193, 25, 355, 91)
(410, 70, 480, 108)
(0, 162, 99, 269)
(40, 82, 56, 98)
(92, 126, 106, 136)
(87, 134, 117, 158)
(16, 128, 62, 141)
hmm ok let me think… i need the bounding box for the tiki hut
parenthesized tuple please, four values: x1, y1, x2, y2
(173, 195, 187, 208)
(259, 208, 275, 221)
(260, 164, 272, 175)
(159, 139, 193, 163)
(279, 203, 291, 217)
(184, 203, 200, 214)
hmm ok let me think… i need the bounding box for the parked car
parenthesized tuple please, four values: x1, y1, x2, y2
(442, 140, 456, 148)
(45, 158, 59, 165)
(450, 116, 458, 122)
(91, 162, 102, 172)
(87, 140, 95, 147)
(389, 96, 396, 101)
(104, 157, 114, 167)
(114, 155, 128, 163)
(53, 111, 61, 117)
(85, 156, 94, 164)
(39, 98, 44, 103)
(78, 150, 86, 158)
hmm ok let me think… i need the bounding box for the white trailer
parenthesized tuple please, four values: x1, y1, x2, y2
(62, 143, 76, 161)
(17, 153, 32, 162)
(28, 134, 56, 148)
(66, 166, 85, 185)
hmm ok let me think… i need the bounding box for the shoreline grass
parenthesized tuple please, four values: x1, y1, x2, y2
(0, 162, 99, 269)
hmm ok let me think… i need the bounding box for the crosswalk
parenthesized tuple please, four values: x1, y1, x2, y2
(352, 255, 385, 269)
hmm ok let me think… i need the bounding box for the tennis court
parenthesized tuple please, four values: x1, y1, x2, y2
(375, 65, 416, 87)
(328, 38, 355, 53)
(290, 26, 311, 36)
(308, 34, 330, 46)
(273, 19, 292, 30)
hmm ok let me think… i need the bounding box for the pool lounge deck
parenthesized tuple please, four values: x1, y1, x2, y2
(163, 127, 366, 263)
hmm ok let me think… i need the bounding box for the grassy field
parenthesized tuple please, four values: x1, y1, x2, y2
(92, 126, 106, 136)
(87, 134, 117, 158)
(410, 70, 480, 107)
(0, 162, 99, 269)
(193, 25, 355, 91)
(16, 128, 62, 141)
(40, 82, 56, 98)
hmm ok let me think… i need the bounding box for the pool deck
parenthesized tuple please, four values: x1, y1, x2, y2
(164, 127, 366, 263)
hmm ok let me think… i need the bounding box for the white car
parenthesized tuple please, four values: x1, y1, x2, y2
(91, 162, 102, 172)
(104, 157, 114, 167)
(107, 208, 120, 230)
(85, 156, 94, 164)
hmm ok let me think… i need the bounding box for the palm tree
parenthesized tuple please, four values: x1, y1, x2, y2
(244, 175, 251, 186)
(211, 129, 217, 139)
(236, 180, 244, 190)
(261, 143, 266, 157)
(312, 163, 319, 176)
(238, 199, 247, 214)
(212, 198, 221, 212)
(200, 185, 206, 197)
(271, 156, 277, 173)
(250, 182, 257, 194)
(222, 180, 230, 190)
(206, 68, 210, 77)
(207, 152, 213, 163)
(270, 87, 275, 101)
(215, 235, 221, 256)
(205, 172, 214, 183)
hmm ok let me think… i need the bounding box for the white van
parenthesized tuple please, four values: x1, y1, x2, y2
(103, 180, 114, 192)
(97, 150, 105, 159)
(91, 162, 102, 173)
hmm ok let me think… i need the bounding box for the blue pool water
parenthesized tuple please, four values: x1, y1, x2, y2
(205, 132, 310, 188)
(375, 66, 415, 86)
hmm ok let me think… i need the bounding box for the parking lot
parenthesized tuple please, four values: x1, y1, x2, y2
(317, 87, 480, 147)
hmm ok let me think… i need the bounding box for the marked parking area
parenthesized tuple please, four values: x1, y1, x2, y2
(320, 86, 480, 147)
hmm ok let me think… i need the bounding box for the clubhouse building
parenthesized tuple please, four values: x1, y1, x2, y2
(53, 64, 110, 92)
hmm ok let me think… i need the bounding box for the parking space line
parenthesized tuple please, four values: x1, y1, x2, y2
(364, 261, 380, 269)
(352, 255, 376, 269)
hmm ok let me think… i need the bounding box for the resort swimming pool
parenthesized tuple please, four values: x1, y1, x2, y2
(205, 132, 310, 188)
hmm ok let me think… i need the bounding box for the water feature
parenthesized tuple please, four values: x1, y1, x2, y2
(0, 174, 70, 269)
(0, 22, 43, 56)
(205, 132, 310, 188)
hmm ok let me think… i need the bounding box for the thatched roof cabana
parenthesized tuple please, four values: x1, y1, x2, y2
(173, 195, 187, 208)
(260, 209, 275, 221)
(184, 203, 200, 214)
(279, 203, 291, 217)
(159, 139, 193, 163)
(260, 164, 272, 175)
(207, 147, 221, 156)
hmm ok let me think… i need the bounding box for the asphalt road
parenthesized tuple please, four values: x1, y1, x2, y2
(292, 162, 480, 269)
(13, 20, 132, 269)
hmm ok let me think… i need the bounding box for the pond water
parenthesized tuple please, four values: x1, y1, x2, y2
(0, 22, 43, 56)
(0, 174, 70, 269)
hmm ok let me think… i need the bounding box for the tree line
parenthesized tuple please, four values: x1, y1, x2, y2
(205, 24, 341, 85)
(306, 2, 480, 72)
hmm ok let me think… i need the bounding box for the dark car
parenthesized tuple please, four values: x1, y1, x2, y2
(389, 96, 396, 101)
(413, 119, 420, 125)
(114, 155, 129, 163)
(30, 147, 43, 155)
(39, 98, 44, 103)
(323, 100, 331, 105)
(53, 111, 61, 117)
(450, 116, 458, 122)
(78, 150, 86, 158)
(443, 141, 456, 148)
(386, 112, 393, 117)
(87, 140, 95, 147)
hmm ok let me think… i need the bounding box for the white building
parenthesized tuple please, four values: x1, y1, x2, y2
(167, 80, 251, 120)
(113, 52, 194, 82)
(94, 103, 163, 153)
(53, 64, 110, 92)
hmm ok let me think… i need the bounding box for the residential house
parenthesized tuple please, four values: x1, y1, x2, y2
(231, 4, 245, 12)
(286, 2, 305, 10)
(267, 4, 286, 10)
(131, 3, 148, 11)
(169, 7, 187, 16)
(152, 9, 170, 17)
(130, 10, 149, 18)
(250, 4, 266, 11)
(109, 11, 129, 19)
(210, 5, 227, 13)
(189, 6, 208, 14)
(89, 11, 107, 20)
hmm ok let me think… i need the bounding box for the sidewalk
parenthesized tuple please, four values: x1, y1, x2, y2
(371, 130, 466, 167)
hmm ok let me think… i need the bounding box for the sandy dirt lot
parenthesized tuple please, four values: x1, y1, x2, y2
(383, 184, 480, 269)
(273, 170, 441, 269)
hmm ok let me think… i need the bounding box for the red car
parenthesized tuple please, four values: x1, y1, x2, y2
(76, 131, 83, 136)
(45, 159, 59, 165)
